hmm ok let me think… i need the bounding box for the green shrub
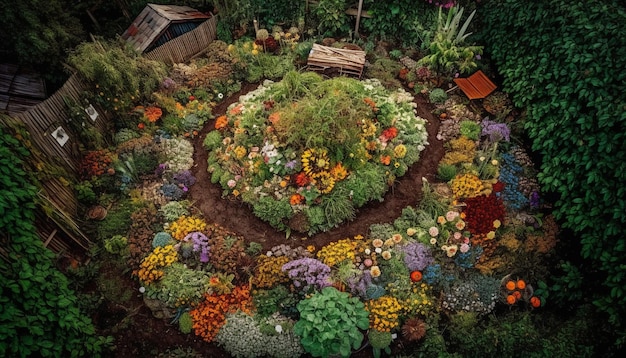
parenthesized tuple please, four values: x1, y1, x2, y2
(0, 128, 109, 357)
(437, 163, 458, 181)
(428, 88, 448, 104)
(481, 0, 626, 338)
(253, 196, 293, 231)
(202, 131, 224, 152)
(459, 120, 481, 141)
(294, 287, 370, 357)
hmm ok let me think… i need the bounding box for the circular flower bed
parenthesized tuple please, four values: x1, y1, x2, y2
(205, 71, 428, 234)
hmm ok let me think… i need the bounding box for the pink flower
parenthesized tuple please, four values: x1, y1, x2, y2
(364, 258, 373, 267)
(227, 179, 237, 188)
(460, 243, 470, 253)
(372, 238, 384, 248)
(429, 227, 439, 237)
(446, 211, 459, 222)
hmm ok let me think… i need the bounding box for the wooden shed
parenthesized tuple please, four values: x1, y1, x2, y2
(122, 3, 212, 53)
(0, 63, 47, 115)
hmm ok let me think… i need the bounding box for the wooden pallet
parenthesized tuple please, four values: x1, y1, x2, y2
(453, 70, 497, 100)
(307, 44, 366, 78)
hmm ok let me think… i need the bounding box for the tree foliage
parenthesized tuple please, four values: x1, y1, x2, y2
(479, 0, 626, 342)
(0, 127, 108, 357)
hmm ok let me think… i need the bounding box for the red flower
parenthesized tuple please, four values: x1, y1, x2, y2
(381, 127, 398, 141)
(492, 181, 505, 193)
(137, 122, 145, 130)
(295, 172, 311, 187)
(462, 194, 506, 235)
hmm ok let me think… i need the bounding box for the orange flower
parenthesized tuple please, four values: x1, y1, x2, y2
(380, 155, 391, 165)
(229, 104, 243, 115)
(505, 280, 516, 291)
(268, 111, 280, 125)
(506, 294, 517, 305)
(530, 296, 541, 308)
(137, 122, 145, 130)
(410, 271, 422, 282)
(516, 280, 526, 290)
(215, 115, 228, 130)
(144, 106, 162, 122)
(290, 193, 304, 205)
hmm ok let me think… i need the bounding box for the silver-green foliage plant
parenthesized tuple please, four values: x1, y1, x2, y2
(294, 286, 370, 357)
(159, 201, 191, 222)
(216, 311, 304, 358)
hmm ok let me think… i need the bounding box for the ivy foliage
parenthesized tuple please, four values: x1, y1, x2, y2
(0, 127, 108, 357)
(479, 0, 626, 339)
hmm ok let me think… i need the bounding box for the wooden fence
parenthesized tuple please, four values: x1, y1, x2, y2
(1, 16, 218, 259)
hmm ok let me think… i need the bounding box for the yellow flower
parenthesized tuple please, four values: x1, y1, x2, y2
(381, 251, 392, 260)
(370, 266, 381, 278)
(407, 228, 417, 236)
(307, 245, 316, 253)
(493, 219, 501, 229)
(486, 231, 496, 240)
(252, 49, 259, 55)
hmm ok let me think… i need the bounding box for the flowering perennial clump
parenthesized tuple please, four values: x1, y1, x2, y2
(253, 255, 290, 288)
(167, 216, 207, 240)
(190, 285, 253, 343)
(365, 296, 403, 332)
(137, 244, 178, 284)
(463, 195, 506, 235)
(316, 238, 359, 267)
(282, 258, 332, 291)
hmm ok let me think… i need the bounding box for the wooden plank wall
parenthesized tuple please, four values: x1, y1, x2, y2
(145, 16, 218, 64)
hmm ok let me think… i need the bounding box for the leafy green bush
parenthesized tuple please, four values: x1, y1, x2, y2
(459, 120, 481, 141)
(428, 88, 448, 104)
(0, 128, 109, 357)
(312, 0, 351, 37)
(481, 0, 626, 340)
(437, 163, 458, 182)
(294, 287, 370, 357)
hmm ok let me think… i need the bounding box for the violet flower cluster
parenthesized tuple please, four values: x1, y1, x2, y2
(401, 242, 435, 271)
(281, 258, 332, 291)
(173, 170, 196, 191)
(481, 118, 511, 142)
(346, 270, 372, 299)
(182, 231, 210, 263)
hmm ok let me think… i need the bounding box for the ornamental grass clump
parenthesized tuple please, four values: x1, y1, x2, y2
(294, 287, 370, 358)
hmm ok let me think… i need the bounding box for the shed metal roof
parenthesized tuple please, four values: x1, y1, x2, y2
(122, 3, 211, 53)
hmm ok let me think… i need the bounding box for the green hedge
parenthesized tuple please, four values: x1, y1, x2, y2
(479, 0, 626, 341)
(0, 127, 108, 357)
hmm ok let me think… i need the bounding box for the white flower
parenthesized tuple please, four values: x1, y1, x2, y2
(218, 93, 224, 99)
(365, 248, 371, 255)
(139, 287, 146, 293)
(430, 238, 437, 245)
(375, 247, 382, 254)
(275, 325, 283, 334)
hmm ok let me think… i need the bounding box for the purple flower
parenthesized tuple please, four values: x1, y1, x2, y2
(530, 191, 540, 209)
(481, 118, 511, 142)
(155, 163, 168, 176)
(285, 160, 298, 170)
(476, 54, 482, 60)
(282, 258, 332, 291)
(173, 170, 196, 188)
(400, 242, 434, 271)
